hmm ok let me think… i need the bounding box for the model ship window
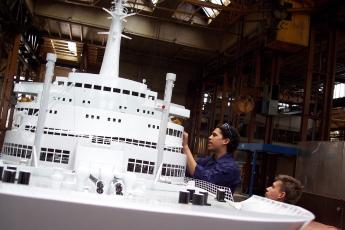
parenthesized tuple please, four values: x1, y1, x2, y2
(164, 146, 183, 153)
(39, 147, 70, 164)
(25, 125, 158, 150)
(103, 86, 111, 92)
(127, 158, 155, 175)
(48, 110, 57, 114)
(173, 130, 177, 137)
(111, 136, 156, 149)
(25, 125, 91, 138)
(58, 81, 64, 86)
(68, 83, 149, 100)
(148, 124, 160, 129)
(127, 161, 134, 171)
(92, 136, 111, 145)
(27, 109, 35, 115)
(2, 142, 32, 159)
(161, 164, 185, 177)
(94, 85, 102, 90)
(166, 128, 183, 137)
(17, 108, 39, 116)
(52, 97, 73, 103)
(125, 138, 132, 144)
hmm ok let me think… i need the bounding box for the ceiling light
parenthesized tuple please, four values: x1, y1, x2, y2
(151, 0, 159, 5)
(68, 41, 77, 55)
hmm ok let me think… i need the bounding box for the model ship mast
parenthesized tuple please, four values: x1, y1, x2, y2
(100, 0, 134, 79)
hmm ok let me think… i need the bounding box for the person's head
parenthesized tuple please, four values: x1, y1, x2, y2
(265, 175, 303, 204)
(207, 123, 239, 154)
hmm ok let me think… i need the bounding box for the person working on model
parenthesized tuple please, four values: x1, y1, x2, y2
(182, 123, 241, 193)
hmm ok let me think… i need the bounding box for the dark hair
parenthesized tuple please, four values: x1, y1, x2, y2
(275, 175, 303, 204)
(216, 123, 240, 153)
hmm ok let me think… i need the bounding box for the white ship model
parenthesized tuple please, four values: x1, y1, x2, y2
(0, 1, 314, 230)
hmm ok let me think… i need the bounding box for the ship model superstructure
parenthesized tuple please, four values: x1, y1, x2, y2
(1, 0, 189, 183)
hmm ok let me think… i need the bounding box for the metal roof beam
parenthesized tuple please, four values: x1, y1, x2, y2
(34, 0, 222, 52)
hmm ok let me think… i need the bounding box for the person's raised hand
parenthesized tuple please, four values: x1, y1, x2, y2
(182, 132, 189, 148)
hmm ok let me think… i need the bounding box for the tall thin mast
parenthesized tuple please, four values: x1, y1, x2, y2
(99, 0, 133, 79)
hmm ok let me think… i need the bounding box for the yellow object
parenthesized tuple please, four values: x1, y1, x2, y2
(268, 0, 311, 52)
(171, 116, 183, 125)
(19, 97, 32, 102)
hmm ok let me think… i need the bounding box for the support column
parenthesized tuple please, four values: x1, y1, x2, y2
(264, 54, 281, 144)
(231, 69, 243, 129)
(248, 52, 261, 142)
(81, 43, 88, 72)
(190, 83, 201, 151)
(38, 63, 46, 82)
(320, 29, 337, 140)
(219, 73, 229, 124)
(0, 34, 20, 147)
(209, 84, 218, 132)
(191, 82, 205, 153)
(300, 31, 316, 141)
